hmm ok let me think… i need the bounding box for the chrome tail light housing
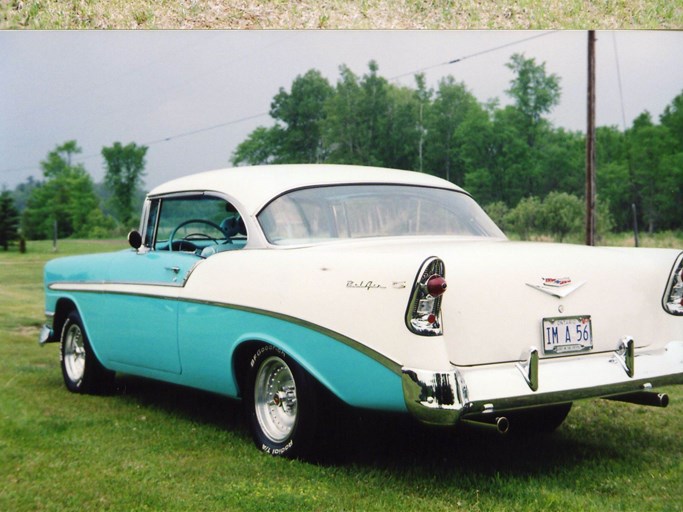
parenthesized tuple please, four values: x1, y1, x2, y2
(406, 257, 447, 336)
(663, 253, 683, 315)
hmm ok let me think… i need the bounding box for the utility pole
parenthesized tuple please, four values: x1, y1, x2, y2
(585, 30, 596, 246)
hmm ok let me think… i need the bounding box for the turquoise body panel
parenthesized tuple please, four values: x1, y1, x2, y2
(44, 251, 406, 413)
(74, 292, 182, 374)
(177, 301, 406, 411)
(44, 249, 199, 287)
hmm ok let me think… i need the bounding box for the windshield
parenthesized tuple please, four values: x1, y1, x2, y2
(258, 185, 505, 245)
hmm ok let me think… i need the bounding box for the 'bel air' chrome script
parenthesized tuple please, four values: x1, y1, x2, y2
(347, 280, 386, 290)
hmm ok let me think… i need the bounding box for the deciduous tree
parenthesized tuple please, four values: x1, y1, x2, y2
(22, 141, 102, 239)
(102, 142, 148, 226)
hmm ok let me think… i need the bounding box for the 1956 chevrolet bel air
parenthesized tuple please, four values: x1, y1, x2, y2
(40, 164, 683, 457)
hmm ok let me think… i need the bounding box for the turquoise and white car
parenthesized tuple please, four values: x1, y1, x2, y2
(41, 164, 683, 457)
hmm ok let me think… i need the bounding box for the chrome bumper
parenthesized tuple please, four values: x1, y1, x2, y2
(38, 313, 56, 345)
(39, 325, 55, 345)
(402, 340, 683, 426)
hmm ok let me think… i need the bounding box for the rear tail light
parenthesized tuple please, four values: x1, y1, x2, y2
(663, 253, 683, 315)
(406, 257, 447, 336)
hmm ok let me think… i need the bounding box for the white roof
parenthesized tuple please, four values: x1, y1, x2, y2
(148, 164, 464, 214)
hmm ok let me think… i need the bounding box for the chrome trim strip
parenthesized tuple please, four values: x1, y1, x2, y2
(49, 281, 184, 291)
(45, 283, 402, 375)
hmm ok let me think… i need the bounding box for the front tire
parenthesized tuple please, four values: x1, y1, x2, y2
(243, 345, 318, 458)
(60, 310, 114, 394)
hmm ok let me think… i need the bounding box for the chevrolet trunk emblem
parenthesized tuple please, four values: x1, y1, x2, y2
(526, 277, 586, 298)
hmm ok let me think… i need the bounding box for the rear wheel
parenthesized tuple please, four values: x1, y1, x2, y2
(243, 345, 318, 458)
(60, 310, 114, 394)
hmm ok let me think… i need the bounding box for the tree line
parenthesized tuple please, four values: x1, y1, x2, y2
(1, 141, 147, 248)
(232, 54, 683, 237)
(2, 53, 681, 249)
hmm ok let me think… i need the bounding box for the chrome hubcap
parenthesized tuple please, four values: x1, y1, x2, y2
(63, 323, 86, 384)
(254, 356, 297, 443)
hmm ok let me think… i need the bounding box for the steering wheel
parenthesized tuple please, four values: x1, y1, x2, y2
(168, 219, 228, 251)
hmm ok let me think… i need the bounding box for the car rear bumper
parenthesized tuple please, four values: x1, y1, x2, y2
(401, 340, 683, 426)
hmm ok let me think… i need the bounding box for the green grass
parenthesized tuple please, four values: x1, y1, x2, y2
(2, 0, 682, 29)
(1, 238, 682, 511)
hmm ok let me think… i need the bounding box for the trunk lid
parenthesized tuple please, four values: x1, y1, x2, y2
(437, 241, 680, 365)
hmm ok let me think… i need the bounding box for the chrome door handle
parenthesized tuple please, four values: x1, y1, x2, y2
(165, 266, 180, 274)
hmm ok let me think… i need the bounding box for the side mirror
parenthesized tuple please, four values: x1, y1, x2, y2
(128, 230, 143, 250)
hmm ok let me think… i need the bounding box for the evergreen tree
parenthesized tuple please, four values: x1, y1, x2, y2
(0, 189, 20, 250)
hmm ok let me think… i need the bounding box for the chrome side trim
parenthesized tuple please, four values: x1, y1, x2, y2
(44, 283, 403, 375)
(49, 281, 185, 291)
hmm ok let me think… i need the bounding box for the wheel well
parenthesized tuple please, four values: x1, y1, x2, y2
(231, 340, 339, 406)
(53, 298, 77, 340)
(232, 341, 267, 399)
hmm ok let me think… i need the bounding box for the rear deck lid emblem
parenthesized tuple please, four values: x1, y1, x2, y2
(526, 276, 586, 298)
(543, 277, 571, 287)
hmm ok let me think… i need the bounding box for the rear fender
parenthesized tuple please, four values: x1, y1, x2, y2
(230, 326, 406, 413)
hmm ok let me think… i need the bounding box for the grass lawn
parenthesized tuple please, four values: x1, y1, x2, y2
(2, 0, 681, 29)
(1, 238, 681, 511)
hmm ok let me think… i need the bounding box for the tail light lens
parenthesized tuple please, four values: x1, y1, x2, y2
(406, 257, 446, 336)
(663, 253, 683, 315)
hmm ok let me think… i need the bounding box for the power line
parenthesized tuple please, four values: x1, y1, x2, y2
(389, 30, 559, 81)
(0, 112, 271, 176)
(142, 112, 270, 146)
(2, 31, 559, 180)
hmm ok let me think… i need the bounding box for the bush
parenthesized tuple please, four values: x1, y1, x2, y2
(504, 196, 542, 240)
(540, 191, 583, 242)
(483, 201, 510, 231)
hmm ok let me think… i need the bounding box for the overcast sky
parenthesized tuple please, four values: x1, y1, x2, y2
(1, 30, 682, 191)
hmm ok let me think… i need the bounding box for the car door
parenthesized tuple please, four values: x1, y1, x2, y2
(95, 248, 198, 374)
(90, 194, 233, 375)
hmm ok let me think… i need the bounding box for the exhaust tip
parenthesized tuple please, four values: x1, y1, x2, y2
(460, 416, 510, 435)
(659, 393, 670, 408)
(496, 416, 510, 435)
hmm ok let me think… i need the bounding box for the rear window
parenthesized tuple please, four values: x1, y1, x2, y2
(258, 185, 505, 245)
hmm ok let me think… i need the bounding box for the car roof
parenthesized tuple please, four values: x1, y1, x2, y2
(148, 164, 464, 214)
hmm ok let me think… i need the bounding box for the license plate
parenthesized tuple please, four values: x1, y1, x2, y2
(542, 316, 593, 354)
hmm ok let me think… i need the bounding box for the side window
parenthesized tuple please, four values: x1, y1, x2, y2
(150, 195, 247, 255)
